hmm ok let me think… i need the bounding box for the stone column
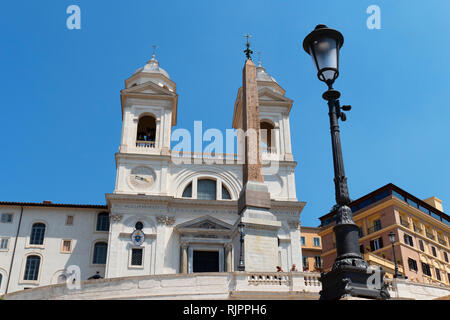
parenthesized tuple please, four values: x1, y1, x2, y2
(180, 242, 188, 274)
(225, 244, 233, 272)
(105, 214, 123, 278)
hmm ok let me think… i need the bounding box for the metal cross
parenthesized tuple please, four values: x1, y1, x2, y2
(243, 34, 253, 60)
(152, 44, 158, 57)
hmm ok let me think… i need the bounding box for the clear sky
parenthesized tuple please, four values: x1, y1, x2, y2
(0, 1, 449, 227)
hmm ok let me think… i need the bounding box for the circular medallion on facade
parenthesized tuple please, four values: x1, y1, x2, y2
(131, 229, 145, 246)
(129, 166, 156, 190)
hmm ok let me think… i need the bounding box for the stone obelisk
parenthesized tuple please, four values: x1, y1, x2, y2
(235, 39, 281, 272)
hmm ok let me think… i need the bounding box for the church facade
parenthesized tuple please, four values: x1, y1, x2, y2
(0, 54, 305, 295)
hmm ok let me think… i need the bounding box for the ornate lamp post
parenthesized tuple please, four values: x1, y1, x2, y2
(238, 222, 245, 271)
(389, 231, 401, 278)
(302, 25, 389, 300)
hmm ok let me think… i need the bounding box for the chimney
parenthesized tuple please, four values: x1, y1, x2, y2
(423, 197, 443, 212)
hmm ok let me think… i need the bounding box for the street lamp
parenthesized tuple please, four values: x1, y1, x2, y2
(302, 24, 389, 300)
(389, 231, 401, 279)
(238, 222, 245, 271)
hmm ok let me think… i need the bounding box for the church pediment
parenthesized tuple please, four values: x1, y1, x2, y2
(123, 81, 176, 97)
(258, 87, 291, 102)
(175, 216, 232, 233)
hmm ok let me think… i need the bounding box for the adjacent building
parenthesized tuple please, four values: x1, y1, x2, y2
(319, 183, 450, 286)
(300, 226, 322, 272)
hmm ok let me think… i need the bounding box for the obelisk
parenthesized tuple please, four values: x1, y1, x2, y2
(235, 36, 281, 272)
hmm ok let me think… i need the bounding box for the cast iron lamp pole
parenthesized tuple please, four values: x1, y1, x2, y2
(238, 222, 245, 271)
(302, 25, 389, 300)
(389, 231, 400, 278)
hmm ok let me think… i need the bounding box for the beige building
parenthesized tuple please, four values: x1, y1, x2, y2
(300, 226, 322, 272)
(319, 183, 449, 286)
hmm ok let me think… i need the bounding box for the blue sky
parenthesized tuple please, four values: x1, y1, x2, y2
(0, 1, 449, 227)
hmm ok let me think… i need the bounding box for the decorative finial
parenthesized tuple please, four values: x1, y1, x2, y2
(151, 44, 158, 59)
(243, 33, 253, 60)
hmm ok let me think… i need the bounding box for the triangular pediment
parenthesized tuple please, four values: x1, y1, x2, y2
(123, 81, 176, 96)
(176, 215, 232, 231)
(258, 87, 291, 102)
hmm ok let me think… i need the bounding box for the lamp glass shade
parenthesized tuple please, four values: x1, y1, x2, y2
(303, 25, 344, 85)
(389, 232, 396, 244)
(310, 37, 339, 82)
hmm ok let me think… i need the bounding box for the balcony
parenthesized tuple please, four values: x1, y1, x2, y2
(261, 146, 277, 154)
(367, 224, 382, 235)
(136, 140, 156, 148)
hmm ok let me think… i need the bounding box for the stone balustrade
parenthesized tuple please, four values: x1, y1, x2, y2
(3, 272, 449, 300)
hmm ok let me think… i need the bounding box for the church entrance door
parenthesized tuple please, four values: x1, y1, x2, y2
(193, 251, 219, 272)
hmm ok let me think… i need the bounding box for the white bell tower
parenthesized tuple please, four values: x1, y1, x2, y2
(113, 52, 178, 195)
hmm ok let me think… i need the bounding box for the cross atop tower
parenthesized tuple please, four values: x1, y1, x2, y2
(152, 44, 158, 59)
(243, 34, 253, 60)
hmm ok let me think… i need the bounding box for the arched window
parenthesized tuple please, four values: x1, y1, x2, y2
(222, 186, 231, 200)
(24, 255, 41, 281)
(93, 242, 108, 264)
(30, 223, 46, 245)
(137, 116, 156, 143)
(260, 121, 275, 153)
(182, 182, 192, 198)
(197, 179, 216, 200)
(135, 221, 144, 230)
(96, 212, 109, 232)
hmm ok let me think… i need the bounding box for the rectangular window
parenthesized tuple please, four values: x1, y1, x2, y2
(1, 213, 13, 223)
(422, 262, 431, 277)
(302, 256, 308, 270)
(392, 190, 405, 201)
(444, 252, 448, 263)
(301, 237, 306, 246)
(431, 246, 437, 257)
(404, 234, 414, 247)
(0, 238, 9, 250)
(131, 248, 143, 266)
(419, 240, 425, 252)
(373, 190, 390, 202)
(66, 215, 74, 226)
(96, 213, 110, 232)
(406, 198, 418, 208)
(314, 256, 322, 268)
(370, 237, 383, 251)
(358, 227, 364, 238)
(62, 240, 72, 253)
(313, 237, 320, 247)
(435, 268, 441, 281)
(408, 258, 418, 272)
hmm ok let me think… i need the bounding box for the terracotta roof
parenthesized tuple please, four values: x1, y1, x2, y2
(0, 201, 107, 209)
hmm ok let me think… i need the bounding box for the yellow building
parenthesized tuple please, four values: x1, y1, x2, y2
(300, 226, 323, 272)
(318, 183, 449, 286)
